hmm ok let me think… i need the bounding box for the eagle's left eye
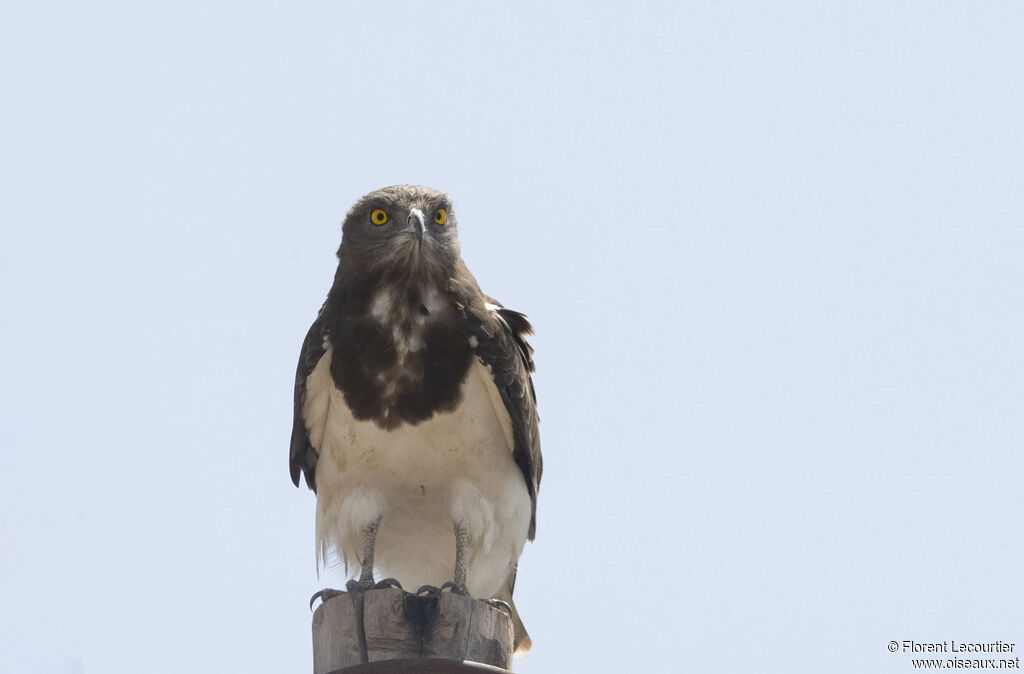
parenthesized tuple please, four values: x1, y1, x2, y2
(370, 209, 388, 226)
(434, 209, 447, 225)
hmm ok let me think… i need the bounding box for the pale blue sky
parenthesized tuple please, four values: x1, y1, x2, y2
(2, 3, 1022, 673)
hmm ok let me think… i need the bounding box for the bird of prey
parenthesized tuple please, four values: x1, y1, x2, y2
(289, 185, 541, 653)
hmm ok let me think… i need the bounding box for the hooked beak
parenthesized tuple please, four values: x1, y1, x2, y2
(408, 208, 425, 240)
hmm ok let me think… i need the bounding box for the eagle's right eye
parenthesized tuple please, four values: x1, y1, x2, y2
(370, 209, 388, 226)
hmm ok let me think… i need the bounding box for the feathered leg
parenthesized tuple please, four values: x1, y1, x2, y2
(355, 517, 380, 588)
(345, 517, 402, 592)
(434, 520, 470, 596)
(451, 521, 469, 593)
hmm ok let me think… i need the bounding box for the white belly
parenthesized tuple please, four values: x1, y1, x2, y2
(304, 348, 532, 598)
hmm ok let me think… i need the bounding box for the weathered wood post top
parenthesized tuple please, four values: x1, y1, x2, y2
(312, 586, 515, 673)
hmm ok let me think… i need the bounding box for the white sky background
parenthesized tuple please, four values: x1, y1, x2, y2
(2, 2, 1022, 672)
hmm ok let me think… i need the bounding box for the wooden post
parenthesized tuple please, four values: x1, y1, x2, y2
(312, 587, 515, 673)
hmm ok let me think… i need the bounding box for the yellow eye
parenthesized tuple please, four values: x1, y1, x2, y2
(434, 208, 447, 225)
(370, 209, 388, 226)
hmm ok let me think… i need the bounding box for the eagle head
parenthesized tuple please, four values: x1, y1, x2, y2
(336, 184, 460, 284)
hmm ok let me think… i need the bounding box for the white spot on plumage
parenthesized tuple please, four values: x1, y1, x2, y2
(370, 289, 394, 322)
(468, 335, 478, 349)
(424, 287, 444, 314)
(393, 325, 409, 364)
(485, 302, 511, 330)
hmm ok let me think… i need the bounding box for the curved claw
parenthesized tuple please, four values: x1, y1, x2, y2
(415, 584, 442, 597)
(309, 588, 344, 611)
(440, 581, 470, 596)
(485, 598, 513, 619)
(374, 578, 403, 591)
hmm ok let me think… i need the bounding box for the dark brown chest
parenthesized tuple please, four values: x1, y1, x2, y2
(328, 286, 473, 429)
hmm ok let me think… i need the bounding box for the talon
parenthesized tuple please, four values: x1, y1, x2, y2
(415, 584, 441, 597)
(374, 578, 403, 590)
(485, 598, 513, 619)
(440, 581, 470, 596)
(309, 588, 344, 610)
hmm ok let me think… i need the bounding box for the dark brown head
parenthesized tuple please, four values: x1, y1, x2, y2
(337, 185, 460, 285)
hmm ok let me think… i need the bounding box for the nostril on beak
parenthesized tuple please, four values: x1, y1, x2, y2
(408, 208, 425, 236)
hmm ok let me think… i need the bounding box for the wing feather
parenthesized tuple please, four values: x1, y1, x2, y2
(455, 287, 542, 540)
(289, 305, 328, 491)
